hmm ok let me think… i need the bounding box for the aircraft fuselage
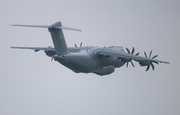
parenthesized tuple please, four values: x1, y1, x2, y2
(53, 46, 125, 75)
(11, 21, 169, 76)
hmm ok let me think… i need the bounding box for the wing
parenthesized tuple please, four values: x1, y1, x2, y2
(10, 47, 55, 52)
(98, 49, 169, 64)
(10, 46, 81, 52)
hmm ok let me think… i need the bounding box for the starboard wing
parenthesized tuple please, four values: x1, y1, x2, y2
(98, 50, 169, 64)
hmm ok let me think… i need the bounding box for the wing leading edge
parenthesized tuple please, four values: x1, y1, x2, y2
(10, 47, 81, 52)
(10, 47, 55, 51)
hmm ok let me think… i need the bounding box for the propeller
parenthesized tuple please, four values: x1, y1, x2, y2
(144, 51, 159, 71)
(51, 57, 54, 61)
(123, 47, 139, 67)
(75, 42, 82, 47)
(51, 55, 58, 61)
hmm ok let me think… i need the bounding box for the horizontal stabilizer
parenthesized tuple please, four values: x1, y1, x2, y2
(11, 24, 49, 28)
(11, 21, 81, 55)
(57, 26, 81, 31)
(11, 21, 81, 31)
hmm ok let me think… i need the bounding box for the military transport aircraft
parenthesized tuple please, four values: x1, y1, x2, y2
(11, 21, 169, 76)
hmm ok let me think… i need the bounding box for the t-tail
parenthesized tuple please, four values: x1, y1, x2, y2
(11, 21, 81, 55)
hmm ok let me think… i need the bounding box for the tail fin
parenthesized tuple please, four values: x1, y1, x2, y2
(48, 22, 68, 55)
(12, 21, 81, 55)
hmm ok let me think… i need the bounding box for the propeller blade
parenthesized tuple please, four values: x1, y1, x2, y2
(131, 47, 135, 54)
(135, 52, 139, 56)
(75, 44, 77, 47)
(126, 48, 130, 54)
(80, 42, 82, 47)
(146, 65, 150, 71)
(51, 57, 54, 61)
(149, 50, 152, 58)
(126, 62, 129, 67)
(152, 55, 158, 59)
(150, 63, 155, 71)
(131, 61, 135, 67)
(144, 51, 147, 57)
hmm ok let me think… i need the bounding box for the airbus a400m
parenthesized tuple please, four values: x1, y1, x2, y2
(11, 21, 169, 76)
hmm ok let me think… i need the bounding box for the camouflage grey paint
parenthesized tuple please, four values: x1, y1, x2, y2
(11, 21, 169, 76)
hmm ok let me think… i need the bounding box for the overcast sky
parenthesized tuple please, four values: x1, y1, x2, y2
(0, 0, 180, 115)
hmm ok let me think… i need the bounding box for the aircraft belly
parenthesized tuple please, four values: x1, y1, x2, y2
(55, 54, 93, 73)
(58, 60, 87, 73)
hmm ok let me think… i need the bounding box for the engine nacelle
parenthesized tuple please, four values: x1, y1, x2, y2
(92, 66, 115, 76)
(44, 50, 56, 57)
(139, 61, 150, 66)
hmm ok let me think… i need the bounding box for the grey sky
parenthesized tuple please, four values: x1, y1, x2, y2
(0, 0, 180, 115)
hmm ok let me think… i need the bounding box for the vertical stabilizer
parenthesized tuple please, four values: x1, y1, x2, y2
(48, 22, 68, 55)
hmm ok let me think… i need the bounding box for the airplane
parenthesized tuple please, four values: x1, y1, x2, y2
(11, 21, 169, 76)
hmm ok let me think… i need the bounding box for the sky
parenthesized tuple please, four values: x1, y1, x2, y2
(0, 0, 180, 115)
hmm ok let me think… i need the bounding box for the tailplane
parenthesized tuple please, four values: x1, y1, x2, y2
(12, 21, 81, 55)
